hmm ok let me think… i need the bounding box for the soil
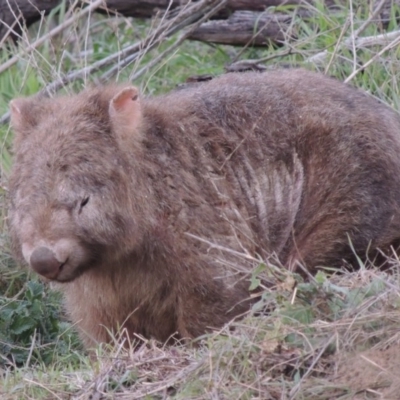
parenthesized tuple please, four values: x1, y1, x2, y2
(333, 345, 400, 399)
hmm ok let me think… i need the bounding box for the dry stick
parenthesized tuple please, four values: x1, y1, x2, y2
(100, 0, 219, 80)
(22, 14, 75, 87)
(23, 378, 63, 400)
(0, 3, 101, 123)
(66, 0, 220, 81)
(5, 0, 79, 39)
(1, 0, 25, 41)
(104, 0, 228, 81)
(130, 358, 206, 400)
(353, 0, 387, 39)
(309, 29, 400, 67)
(360, 354, 395, 378)
(0, 0, 105, 76)
(109, 0, 177, 81)
(52, 0, 216, 84)
(324, 18, 350, 74)
(349, 0, 357, 73)
(308, 0, 389, 66)
(137, 0, 226, 58)
(0, 0, 218, 125)
(289, 335, 336, 399)
(0, 10, 61, 81)
(185, 233, 259, 262)
(355, 29, 400, 47)
(230, 5, 369, 69)
(231, 8, 285, 63)
(345, 0, 387, 50)
(0, 16, 19, 47)
(344, 33, 400, 83)
(95, 0, 221, 80)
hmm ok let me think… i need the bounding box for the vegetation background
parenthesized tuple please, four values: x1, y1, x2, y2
(1, 0, 400, 398)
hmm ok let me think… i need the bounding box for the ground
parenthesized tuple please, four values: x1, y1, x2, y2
(1, 0, 400, 398)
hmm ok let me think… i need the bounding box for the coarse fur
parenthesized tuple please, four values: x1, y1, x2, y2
(8, 69, 400, 348)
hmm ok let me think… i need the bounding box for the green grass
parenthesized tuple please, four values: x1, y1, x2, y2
(1, 0, 400, 398)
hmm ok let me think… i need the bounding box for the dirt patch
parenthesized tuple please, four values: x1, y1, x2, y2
(333, 345, 400, 399)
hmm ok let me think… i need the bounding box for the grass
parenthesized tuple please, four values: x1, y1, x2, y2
(1, 0, 400, 398)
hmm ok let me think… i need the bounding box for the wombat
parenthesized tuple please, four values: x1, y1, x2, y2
(8, 69, 400, 348)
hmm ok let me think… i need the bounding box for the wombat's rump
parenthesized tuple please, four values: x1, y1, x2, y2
(8, 69, 400, 347)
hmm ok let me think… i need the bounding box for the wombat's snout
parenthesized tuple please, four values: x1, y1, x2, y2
(30, 246, 65, 280)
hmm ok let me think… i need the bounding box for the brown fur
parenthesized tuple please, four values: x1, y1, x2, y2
(8, 69, 400, 348)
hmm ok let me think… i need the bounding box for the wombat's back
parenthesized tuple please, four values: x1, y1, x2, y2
(141, 69, 400, 269)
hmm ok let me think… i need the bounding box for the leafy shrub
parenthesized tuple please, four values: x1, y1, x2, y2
(0, 278, 81, 367)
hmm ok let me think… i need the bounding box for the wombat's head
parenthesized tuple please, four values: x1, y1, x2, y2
(8, 86, 147, 282)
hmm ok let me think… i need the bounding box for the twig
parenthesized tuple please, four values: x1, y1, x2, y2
(308, 0, 393, 66)
(324, 18, 350, 74)
(349, 0, 357, 73)
(289, 334, 336, 399)
(0, 0, 105, 76)
(101, 0, 227, 81)
(23, 378, 63, 400)
(355, 29, 400, 47)
(130, 357, 206, 399)
(108, 0, 177, 82)
(0, 0, 222, 126)
(185, 232, 259, 263)
(353, 0, 387, 39)
(128, 0, 228, 82)
(308, 29, 400, 66)
(0, 0, 24, 43)
(0, 15, 19, 47)
(344, 33, 400, 83)
(44, 0, 221, 89)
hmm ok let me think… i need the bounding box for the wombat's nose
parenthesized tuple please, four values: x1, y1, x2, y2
(30, 246, 63, 280)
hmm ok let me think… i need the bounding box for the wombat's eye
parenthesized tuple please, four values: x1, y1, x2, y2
(80, 196, 90, 208)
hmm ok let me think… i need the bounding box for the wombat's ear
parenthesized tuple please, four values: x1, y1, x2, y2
(109, 87, 142, 136)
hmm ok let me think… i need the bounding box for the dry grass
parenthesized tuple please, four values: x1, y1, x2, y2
(80, 266, 400, 399)
(2, 264, 400, 399)
(1, 0, 400, 398)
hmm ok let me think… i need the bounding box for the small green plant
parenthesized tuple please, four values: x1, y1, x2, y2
(0, 279, 81, 367)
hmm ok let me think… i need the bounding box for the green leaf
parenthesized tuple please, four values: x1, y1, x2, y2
(10, 315, 36, 335)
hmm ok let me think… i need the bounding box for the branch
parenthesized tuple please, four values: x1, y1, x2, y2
(0, 0, 105, 76)
(344, 33, 400, 83)
(0, 0, 224, 125)
(307, 0, 390, 66)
